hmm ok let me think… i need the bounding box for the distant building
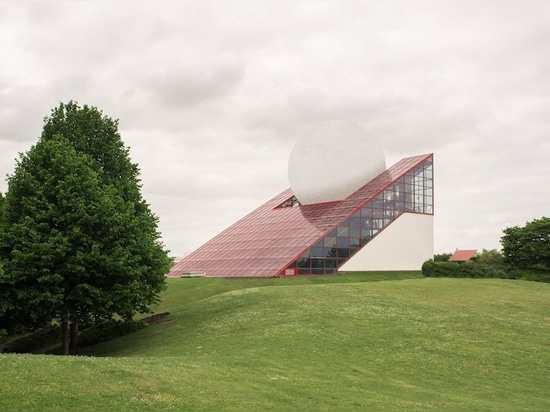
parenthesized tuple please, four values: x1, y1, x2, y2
(169, 121, 434, 277)
(448, 249, 478, 262)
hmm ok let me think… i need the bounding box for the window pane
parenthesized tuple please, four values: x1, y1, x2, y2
(361, 205, 372, 217)
(311, 247, 324, 257)
(349, 237, 361, 248)
(338, 248, 350, 258)
(337, 226, 349, 237)
(349, 216, 361, 229)
(324, 236, 336, 248)
(337, 237, 349, 247)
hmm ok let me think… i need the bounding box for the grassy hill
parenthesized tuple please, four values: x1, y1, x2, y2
(1, 273, 549, 411)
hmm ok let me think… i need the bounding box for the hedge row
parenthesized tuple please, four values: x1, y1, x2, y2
(422, 261, 511, 279)
(422, 261, 550, 282)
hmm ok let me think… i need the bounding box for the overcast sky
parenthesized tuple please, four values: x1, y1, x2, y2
(1, 1, 549, 256)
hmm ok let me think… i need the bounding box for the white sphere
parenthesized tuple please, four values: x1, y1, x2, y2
(288, 120, 386, 205)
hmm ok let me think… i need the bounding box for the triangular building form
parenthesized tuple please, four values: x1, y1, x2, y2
(169, 153, 433, 277)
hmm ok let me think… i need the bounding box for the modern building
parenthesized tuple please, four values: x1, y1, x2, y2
(169, 125, 434, 278)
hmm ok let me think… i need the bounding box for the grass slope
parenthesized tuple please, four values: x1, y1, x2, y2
(1, 274, 549, 411)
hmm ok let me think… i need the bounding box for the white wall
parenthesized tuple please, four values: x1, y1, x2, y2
(339, 213, 433, 271)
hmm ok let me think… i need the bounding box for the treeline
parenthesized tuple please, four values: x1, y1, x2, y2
(423, 217, 550, 283)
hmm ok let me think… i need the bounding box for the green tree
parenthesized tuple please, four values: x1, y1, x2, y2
(41, 101, 139, 194)
(474, 248, 504, 265)
(0, 192, 9, 336)
(40, 102, 170, 322)
(0, 259, 5, 338)
(0, 102, 171, 354)
(0, 191, 5, 238)
(433, 253, 452, 262)
(501, 217, 550, 270)
(1, 136, 112, 351)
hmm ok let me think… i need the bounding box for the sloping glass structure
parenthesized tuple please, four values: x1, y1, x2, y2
(168, 153, 433, 277)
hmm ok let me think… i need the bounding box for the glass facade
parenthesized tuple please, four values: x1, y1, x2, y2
(288, 156, 433, 275)
(169, 154, 433, 277)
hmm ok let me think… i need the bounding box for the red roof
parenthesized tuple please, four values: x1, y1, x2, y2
(448, 250, 477, 262)
(169, 153, 433, 277)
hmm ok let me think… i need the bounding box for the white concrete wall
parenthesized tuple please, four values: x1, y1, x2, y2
(339, 213, 434, 271)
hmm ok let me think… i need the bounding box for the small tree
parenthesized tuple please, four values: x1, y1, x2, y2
(501, 217, 550, 270)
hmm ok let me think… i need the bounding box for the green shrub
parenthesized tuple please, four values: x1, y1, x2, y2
(422, 261, 511, 280)
(422, 261, 459, 277)
(509, 268, 550, 283)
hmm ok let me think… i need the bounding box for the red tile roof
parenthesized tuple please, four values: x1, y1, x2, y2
(448, 250, 477, 262)
(169, 153, 433, 277)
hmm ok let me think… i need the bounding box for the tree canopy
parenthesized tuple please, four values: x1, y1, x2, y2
(474, 249, 504, 265)
(433, 253, 452, 262)
(0, 191, 5, 238)
(501, 217, 550, 270)
(1, 137, 115, 328)
(40, 102, 171, 320)
(41, 101, 139, 188)
(0, 102, 171, 354)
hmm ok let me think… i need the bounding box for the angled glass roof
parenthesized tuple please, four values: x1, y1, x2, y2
(169, 153, 433, 277)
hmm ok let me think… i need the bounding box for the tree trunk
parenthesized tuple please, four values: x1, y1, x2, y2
(69, 323, 79, 351)
(61, 318, 70, 355)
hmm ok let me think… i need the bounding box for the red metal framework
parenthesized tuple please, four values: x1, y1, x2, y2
(168, 153, 433, 277)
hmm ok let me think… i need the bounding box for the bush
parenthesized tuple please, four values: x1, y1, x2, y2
(508, 268, 550, 283)
(422, 261, 459, 277)
(422, 261, 511, 279)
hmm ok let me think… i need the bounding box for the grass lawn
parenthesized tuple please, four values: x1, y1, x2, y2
(1, 273, 549, 411)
